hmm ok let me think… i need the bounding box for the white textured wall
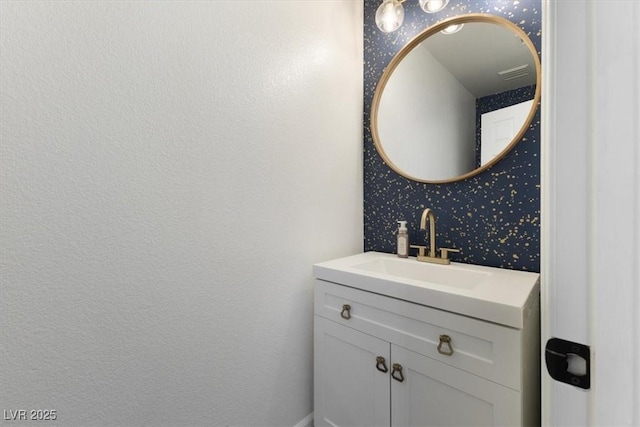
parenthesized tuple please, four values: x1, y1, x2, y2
(0, 1, 363, 426)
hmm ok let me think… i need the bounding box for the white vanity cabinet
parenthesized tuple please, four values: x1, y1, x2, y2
(313, 253, 540, 427)
(314, 316, 391, 427)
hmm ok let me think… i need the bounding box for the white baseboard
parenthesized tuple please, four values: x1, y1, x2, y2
(293, 412, 313, 427)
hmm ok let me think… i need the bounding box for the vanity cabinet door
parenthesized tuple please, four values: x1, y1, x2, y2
(314, 316, 391, 427)
(390, 345, 520, 427)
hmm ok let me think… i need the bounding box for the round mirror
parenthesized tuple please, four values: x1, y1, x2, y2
(371, 14, 541, 183)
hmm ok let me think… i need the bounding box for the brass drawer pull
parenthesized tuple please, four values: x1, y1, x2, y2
(375, 356, 388, 373)
(437, 334, 454, 356)
(340, 304, 351, 320)
(391, 363, 404, 382)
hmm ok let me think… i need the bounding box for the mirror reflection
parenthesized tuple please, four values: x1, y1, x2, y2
(371, 15, 541, 183)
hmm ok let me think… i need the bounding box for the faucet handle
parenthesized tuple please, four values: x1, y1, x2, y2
(439, 247, 460, 261)
(410, 245, 427, 257)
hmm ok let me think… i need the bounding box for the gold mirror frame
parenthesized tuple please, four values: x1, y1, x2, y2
(370, 14, 542, 184)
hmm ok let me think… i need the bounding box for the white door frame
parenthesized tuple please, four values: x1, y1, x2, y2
(541, 1, 640, 425)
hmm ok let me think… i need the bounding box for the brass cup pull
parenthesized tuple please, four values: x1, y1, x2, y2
(437, 334, 454, 356)
(340, 304, 351, 320)
(391, 363, 404, 382)
(375, 356, 388, 373)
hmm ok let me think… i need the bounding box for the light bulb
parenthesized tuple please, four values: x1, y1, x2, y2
(419, 0, 450, 13)
(440, 23, 464, 34)
(375, 0, 405, 33)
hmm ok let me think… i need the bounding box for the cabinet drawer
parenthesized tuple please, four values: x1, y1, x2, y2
(314, 279, 522, 390)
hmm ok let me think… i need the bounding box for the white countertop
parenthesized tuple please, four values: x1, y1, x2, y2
(313, 251, 540, 329)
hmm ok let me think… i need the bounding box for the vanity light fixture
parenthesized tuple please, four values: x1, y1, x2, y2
(375, 0, 406, 33)
(419, 0, 450, 13)
(375, 0, 450, 33)
(440, 23, 464, 34)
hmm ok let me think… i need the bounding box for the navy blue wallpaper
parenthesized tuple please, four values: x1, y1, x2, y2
(363, 0, 541, 272)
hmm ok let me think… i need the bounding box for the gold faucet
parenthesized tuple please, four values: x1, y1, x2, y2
(420, 208, 437, 257)
(410, 208, 460, 265)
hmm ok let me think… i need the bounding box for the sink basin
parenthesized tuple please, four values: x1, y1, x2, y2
(313, 251, 540, 328)
(351, 257, 490, 290)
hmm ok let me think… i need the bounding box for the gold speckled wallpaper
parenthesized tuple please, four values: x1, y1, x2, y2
(364, 0, 541, 271)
